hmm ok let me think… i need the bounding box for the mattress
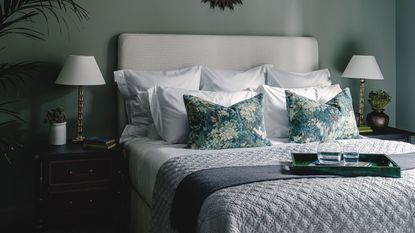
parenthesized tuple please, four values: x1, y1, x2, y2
(125, 137, 289, 206)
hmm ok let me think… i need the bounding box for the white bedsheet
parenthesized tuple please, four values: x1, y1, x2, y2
(125, 137, 289, 206)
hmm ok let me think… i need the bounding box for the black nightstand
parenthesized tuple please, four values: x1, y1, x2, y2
(360, 127, 415, 143)
(34, 142, 128, 231)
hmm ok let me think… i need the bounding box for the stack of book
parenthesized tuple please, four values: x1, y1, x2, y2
(83, 136, 117, 150)
(358, 125, 374, 133)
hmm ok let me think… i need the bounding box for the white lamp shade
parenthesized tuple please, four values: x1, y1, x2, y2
(342, 55, 384, 80)
(56, 55, 106, 86)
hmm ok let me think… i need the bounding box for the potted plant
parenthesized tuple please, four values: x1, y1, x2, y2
(0, 0, 88, 162)
(45, 107, 67, 145)
(367, 90, 392, 130)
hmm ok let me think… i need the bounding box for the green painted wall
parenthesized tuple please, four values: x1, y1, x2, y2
(397, 0, 415, 131)
(0, 0, 396, 226)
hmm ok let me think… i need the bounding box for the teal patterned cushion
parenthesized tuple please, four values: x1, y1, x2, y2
(183, 94, 272, 150)
(286, 88, 359, 143)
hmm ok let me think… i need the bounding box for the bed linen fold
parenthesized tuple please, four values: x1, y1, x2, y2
(151, 139, 415, 233)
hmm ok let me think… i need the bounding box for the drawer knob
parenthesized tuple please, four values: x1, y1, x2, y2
(89, 199, 94, 203)
(89, 169, 94, 174)
(68, 170, 73, 175)
(68, 200, 73, 205)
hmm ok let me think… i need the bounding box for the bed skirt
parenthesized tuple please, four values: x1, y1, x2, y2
(130, 188, 151, 233)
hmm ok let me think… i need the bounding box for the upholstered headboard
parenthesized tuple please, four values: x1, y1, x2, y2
(117, 33, 319, 136)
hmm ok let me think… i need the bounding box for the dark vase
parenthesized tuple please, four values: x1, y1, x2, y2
(354, 112, 361, 126)
(366, 109, 389, 130)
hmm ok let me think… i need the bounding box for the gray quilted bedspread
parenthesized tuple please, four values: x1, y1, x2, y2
(150, 139, 415, 233)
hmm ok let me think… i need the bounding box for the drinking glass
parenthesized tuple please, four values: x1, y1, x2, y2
(343, 143, 359, 164)
(317, 140, 342, 164)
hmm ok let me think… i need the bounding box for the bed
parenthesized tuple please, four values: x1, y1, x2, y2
(116, 34, 415, 233)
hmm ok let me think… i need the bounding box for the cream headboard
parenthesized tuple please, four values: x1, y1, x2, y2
(117, 33, 319, 136)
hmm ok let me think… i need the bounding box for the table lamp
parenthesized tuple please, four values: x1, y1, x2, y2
(342, 55, 384, 125)
(55, 55, 106, 142)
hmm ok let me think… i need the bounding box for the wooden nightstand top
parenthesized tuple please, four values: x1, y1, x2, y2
(360, 127, 415, 143)
(360, 127, 415, 136)
(35, 142, 123, 159)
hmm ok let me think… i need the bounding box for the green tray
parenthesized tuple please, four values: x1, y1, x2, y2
(291, 153, 401, 178)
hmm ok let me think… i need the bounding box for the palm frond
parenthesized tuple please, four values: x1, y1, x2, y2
(0, 0, 89, 40)
(0, 107, 25, 121)
(0, 119, 18, 127)
(0, 103, 24, 165)
(0, 27, 44, 40)
(0, 1, 89, 165)
(1, 10, 38, 29)
(0, 100, 25, 125)
(0, 62, 41, 89)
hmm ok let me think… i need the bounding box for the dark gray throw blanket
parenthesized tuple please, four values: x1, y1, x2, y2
(389, 153, 415, 170)
(170, 153, 415, 233)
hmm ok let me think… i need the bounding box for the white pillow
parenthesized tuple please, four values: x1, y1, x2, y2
(266, 67, 331, 88)
(258, 84, 342, 138)
(114, 66, 201, 136)
(200, 65, 269, 91)
(148, 86, 258, 144)
(115, 66, 202, 95)
(124, 92, 150, 126)
(315, 84, 342, 102)
(258, 85, 318, 138)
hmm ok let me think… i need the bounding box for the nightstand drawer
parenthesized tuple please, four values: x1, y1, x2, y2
(48, 189, 111, 212)
(50, 158, 111, 185)
(35, 143, 127, 230)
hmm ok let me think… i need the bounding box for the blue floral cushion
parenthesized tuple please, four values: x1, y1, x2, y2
(285, 88, 359, 143)
(183, 94, 272, 150)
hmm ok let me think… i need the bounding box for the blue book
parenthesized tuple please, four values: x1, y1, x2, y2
(85, 136, 116, 145)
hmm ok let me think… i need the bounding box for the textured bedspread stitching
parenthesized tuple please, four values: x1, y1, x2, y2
(150, 139, 415, 233)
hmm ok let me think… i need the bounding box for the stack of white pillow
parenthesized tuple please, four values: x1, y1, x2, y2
(114, 64, 342, 145)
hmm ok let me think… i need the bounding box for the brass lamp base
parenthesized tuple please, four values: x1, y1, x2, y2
(73, 135, 86, 143)
(73, 86, 86, 143)
(358, 79, 366, 125)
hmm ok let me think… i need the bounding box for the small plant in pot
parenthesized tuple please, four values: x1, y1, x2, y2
(45, 107, 67, 145)
(367, 90, 392, 130)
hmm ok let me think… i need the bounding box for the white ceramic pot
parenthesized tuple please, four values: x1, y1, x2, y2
(49, 122, 67, 145)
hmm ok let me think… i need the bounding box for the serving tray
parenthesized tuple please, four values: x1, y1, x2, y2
(291, 153, 401, 178)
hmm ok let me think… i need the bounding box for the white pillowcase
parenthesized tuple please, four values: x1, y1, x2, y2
(258, 85, 317, 138)
(115, 66, 202, 94)
(148, 86, 258, 144)
(200, 65, 269, 91)
(257, 84, 342, 138)
(315, 84, 343, 102)
(266, 67, 331, 88)
(114, 66, 202, 136)
(124, 92, 150, 126)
